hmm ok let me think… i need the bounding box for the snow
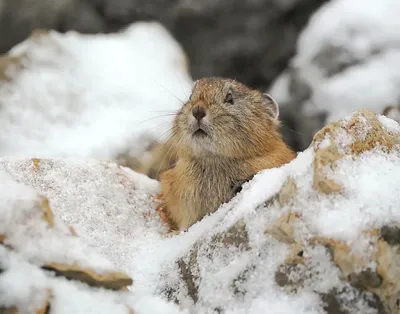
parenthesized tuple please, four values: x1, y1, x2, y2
(0, 158, 163, 274)
(0, 15, 399, 314)
(0, 245, 182, 314)
(378, 113, 400, 133)
(0, 167, 121, 273)
(271, 0, 400, 122)
(3, 120, 398, 312)
(0, 246, 51, 313)
(0, 21, 193, 160)
(298, 149, 400, 241)
(267, 70, 290, 105)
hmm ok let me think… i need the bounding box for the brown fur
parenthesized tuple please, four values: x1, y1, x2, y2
(158, 77, 296, 231)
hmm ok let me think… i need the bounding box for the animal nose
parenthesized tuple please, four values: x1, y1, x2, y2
(192, 106, 206, 121)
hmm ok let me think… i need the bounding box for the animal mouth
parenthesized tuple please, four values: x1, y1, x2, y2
(193, 128, 208, 137)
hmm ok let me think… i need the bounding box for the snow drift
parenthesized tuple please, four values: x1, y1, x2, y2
(0, 22, 192, 160)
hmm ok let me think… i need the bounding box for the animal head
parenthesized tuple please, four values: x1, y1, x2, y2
(172, 77, 281, 158)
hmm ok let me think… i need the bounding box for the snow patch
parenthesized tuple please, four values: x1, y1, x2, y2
(378, 114, 400, 133)
(289, 0, 400, 121)
(0, 22, 193, 160)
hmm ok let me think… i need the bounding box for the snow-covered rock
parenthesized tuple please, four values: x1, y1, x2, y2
(0, 167, 133, 313)
(0, 22, 192, 161)
(0, 158, 165, 274)
(2, 109, 399, 313)
(0, 159, 186, 313)
(269, 0, 400, 151)
(383, 106, 400, 124)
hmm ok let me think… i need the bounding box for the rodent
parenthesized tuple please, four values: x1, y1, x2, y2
(157, 77, 296, 231)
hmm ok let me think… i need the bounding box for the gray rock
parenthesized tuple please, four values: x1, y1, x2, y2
(269, 0, 400, 151)
(0, 0, 76, 53)
(159, 217, 386, 313)
(0, 0, 328, 93)
(381, 224, 400, 246)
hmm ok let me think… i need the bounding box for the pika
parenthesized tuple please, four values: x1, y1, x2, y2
(157, 77, 296, 231)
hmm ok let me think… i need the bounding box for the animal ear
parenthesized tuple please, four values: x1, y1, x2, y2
(262, 93, 279, 120)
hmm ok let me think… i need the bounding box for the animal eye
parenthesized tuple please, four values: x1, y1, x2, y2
(225, 92, 234, 104)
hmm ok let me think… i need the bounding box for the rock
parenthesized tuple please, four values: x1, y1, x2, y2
(0, 156, 164, 270)
(42, 263, 133, 291)
(319, 287, 386, 314)
(157, 109, 400, 313)
(0, 24, 191, 162)
(177, 249, 200, 304)
(311, 109, 400, 194)
(0, 0, 327, 92)
(265, 212, 298, 245)
(117, 139, 177, 180)
(269, 0, 400, 151)
(0, 167, 137, 312)
(0, 55, 23, 81)
(382, 106, 400, 124)
(380, 224, 400, 246)
(0, 174, 133, 280)
(277, 177, 298, 206)
(175, 219, 250, 305)
(0, 0, 101, 53)
(313, 109, 399, 154)
(0, 29, 51, 82)
(212, 219, 250, 250)
(0, 171, 132, 285)
(270, 111, 400, 313)
(0, 307, 18, 314)
(0, 156, 190, 313)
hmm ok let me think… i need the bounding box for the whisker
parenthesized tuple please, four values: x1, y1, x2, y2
(147, 126, 174, 150)
(137, 113, 178, 126)
(149, 110, 179, 114)
(282, 125, 304, 136)
(175, 72, 189, 100)
(152, 79, 185, 105)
